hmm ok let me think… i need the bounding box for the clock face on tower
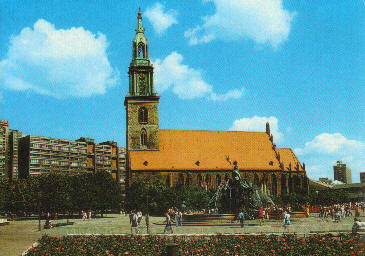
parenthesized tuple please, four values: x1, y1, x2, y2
(138, 73, 146, 95)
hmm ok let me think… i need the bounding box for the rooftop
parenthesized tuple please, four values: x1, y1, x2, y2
(129, 129, 288, 171)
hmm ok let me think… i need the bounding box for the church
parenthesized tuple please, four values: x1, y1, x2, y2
(124, 10, 308, 196)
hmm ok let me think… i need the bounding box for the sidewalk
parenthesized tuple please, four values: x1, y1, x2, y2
(0, 221, 41, 256)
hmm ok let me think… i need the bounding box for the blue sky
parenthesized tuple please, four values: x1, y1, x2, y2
(0, 1, 364, 182)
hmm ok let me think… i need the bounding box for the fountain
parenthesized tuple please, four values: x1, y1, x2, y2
(183, 162, 274, 224)
(210, 162, 273, 219)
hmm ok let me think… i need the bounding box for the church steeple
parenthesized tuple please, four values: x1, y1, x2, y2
(136, 8, 144, 33)
(128, 8, 155, 96)
(125, 9, 160, 151)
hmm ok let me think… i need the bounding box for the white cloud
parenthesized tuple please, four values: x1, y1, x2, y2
(145, 3, 178, 35)
(0, 19, 119, 99)
(153, 51, 244, 100)
(185, 0, 295, 48)
(295, 133, 365, 182)
(295, 133, 364, 155)
(229, 116, 283, 142)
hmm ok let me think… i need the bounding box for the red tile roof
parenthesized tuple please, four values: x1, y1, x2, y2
(277, 148, 303, 172)
(129, 130, 283, 171)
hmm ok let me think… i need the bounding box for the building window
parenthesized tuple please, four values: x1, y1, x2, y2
(166, 175, 171, 187)
(141, 129, 147, 146)
(197, 174, 202, 187)
(178, 173, 185, 185)
(138, 107, 148, 124)
(271, 174, 277, 196)
(187, 174, 192, 186)
(138, 43, 145, 58)
(216, 175, 221, 187)
(254, 174, 260, 188)
(206, 174, 211, 187)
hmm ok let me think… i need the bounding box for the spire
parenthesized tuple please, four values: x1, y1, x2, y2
(266, 122, 270, 135)
(136, 8, 144, 33)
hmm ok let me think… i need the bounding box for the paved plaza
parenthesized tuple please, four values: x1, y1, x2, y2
(1, 212, 364, 256)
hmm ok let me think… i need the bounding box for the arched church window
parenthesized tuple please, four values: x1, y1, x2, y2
(225, 174, 229, 182)
(178, 173, 185, 185)
(187, 174, 192, 186)
(281, 175, 287, 194)
(294, 176, 301, 193)
(140, 128, 147, 146)
(197, 174, 202, 187)
(166, 175, 171, 187)
(216, 175, 221, 187)
(138, 43, 145, 58)
(288, 176, 293, 193)
(271, 174, 277, 196)
(254, 174, 260, 188)
(138, 107, 148, 124)
(206, 174, 211, 187)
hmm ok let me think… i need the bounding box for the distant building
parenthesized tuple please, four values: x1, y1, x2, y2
(18, 135, 126, 182)
(0, 121, 127, 187)
(118, 147, 127, 191)
(360, 172, 365, 183)
(333, 161, 352, 184)
(19, 135, 89, 177)
(332, 183, 365, 201)
(0, 120, 9, 178)
(8, 130, 22, 179)
(319, 177, 332, 184)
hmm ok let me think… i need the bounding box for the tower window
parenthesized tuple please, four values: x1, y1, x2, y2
(138, 107, 148, 124)
(141, 128, 147, 146)
(138, 43, 145, 58)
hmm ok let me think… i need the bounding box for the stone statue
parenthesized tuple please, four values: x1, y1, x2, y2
(209, 161, 273, 218)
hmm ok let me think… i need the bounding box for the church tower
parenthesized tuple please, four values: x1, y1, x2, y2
(125, 9, 160, 151)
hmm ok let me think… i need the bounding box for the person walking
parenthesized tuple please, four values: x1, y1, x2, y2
(163, 211, 173, 234)
(137, 210, 143, 224)
(238, 211, 245, 228)
(178, 210, 183, 227)
(355, 205, 361, 217)
(259, 207, 265, 226)
(131, 211, 139, 234)
(175, 210, 179, 227)
(283, 211, 291, 232)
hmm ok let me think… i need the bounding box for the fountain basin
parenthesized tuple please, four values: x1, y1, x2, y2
(182, 214, 236, 222)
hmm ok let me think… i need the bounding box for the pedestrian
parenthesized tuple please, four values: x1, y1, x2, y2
(352, 218, 365, 233)
(137, 210, 142, 224)
(129, 211, 133, 225)
(131, 211, 139, 234)
(163, 211, 173, 234)
(178, 210, 183, 227)
(81, 211, 86, 221)
(238, 211, 244, 228)
(283, 211, 291, 232)
(175, 209, 179, 227)
(305, 206, 310, 217)
(259, 207, 264, 226)
(88, 210, 92, 220)
(355, 205, 361, 217)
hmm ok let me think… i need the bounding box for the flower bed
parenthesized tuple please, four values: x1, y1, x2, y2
(26, 233, 363, 256)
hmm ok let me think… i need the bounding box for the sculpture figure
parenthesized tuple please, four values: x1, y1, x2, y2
(209, 160, 273, 219)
